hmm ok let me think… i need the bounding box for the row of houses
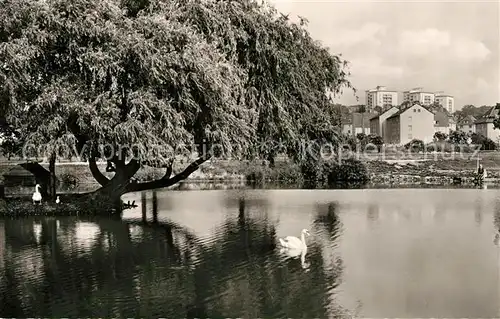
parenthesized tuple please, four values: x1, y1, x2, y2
(342, 104, 456, 145)
(342, 103, 500, 145)
(456, 105, 500, 142)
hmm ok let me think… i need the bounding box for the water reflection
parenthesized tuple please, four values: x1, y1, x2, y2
(494, 199, 500, 246)
(475, 200, 483, 226)
(0, 194, 347, 318)
(0, 221, 4, 270)
(1, 189, 498, 317)
(367, 204, 379, 223)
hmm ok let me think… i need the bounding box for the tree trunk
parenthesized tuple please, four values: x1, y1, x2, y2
(82, 173, 131, 207)
(78, 155, 211, 212)
(267, 153, 275, 168)
(141, 192, 147, 223)
(79, 162, 139, 210)
(48, 152, 56, 199)
(238, 198, 246, 228)
(152, 190, 158, 224)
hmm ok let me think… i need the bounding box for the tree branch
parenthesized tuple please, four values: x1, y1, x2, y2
(106, 160, 116, 172)
(127, 155, 210, 192)
(125, 158, 141, 178)
(89, 154, 110, 186)
(163, 163, 173, 179)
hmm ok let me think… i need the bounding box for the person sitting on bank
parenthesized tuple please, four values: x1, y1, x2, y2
(477, 164, 484, 176)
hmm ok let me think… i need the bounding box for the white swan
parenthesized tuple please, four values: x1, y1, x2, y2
(55, 196, 60, 204)
(32, 184, 42, 204)
(279, 228, 310, 250)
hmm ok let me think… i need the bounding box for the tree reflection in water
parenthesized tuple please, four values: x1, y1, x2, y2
(0, 198, 348, 318)
(494, 199, 500, 246)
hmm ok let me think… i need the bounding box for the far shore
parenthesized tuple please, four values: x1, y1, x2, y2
(0, 152, 496, 196)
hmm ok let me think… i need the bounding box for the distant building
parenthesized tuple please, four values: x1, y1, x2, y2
(385, 104, 435, 145)
(449, 118, 457, 132)
(365, 86, 398, 111)
(402, 87, 435, 106)
(474, 104, 500, 142)
(342, 123, 353, 136)
(457, 115, 476, 134)
(435, 94, 455, 113)
(369, 106, 400, 143)
(342, 112, 377, 137)
(434, 111, 456, 134)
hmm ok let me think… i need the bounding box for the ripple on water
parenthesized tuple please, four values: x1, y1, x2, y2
(74, 222, 100, 250)
(4, 188, 495, 317)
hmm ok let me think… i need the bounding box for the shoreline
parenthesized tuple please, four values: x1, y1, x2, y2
(0, 156, 494, 195)
(0, 177, 492, 197)
(0, 178, 492, 216)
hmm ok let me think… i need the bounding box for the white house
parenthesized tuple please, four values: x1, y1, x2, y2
(457, 115, 476, 134)
(475, 104, 500, 142)
(385, 103, 435, 145)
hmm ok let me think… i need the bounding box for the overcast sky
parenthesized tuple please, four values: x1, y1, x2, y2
(271, 0, 499, 109)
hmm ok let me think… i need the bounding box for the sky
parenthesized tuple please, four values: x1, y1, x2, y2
(270, 0, 499, 110)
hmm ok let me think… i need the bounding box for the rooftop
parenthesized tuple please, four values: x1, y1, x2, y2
(386, 103, 433, 120)
(348, 112, 378, 128)
(474, 104, 500, 124)
(458, 115, 476, 125)
(434, 111, 451, 127)
(366, 86, 397, 92)
(403, 88, 438, 95)
(370, 106, 399, 121)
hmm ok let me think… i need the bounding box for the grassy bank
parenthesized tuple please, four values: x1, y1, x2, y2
(0, 153, 497, 194)
(0, 161, 249, 193)
(365, 159, 497, 185)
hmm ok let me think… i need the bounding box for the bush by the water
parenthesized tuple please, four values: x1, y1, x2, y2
(404, 139, 425, 152)
(60, 173, 79, 190)
(244, 161, 303, 185)
(300, 150, 369, 188)
(325, 158, 370, 184)
(470, 133, 497, 150)
(425, 142, 476, 153)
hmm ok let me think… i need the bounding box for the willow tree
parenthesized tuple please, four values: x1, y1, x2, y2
(0, 0, 353, 204)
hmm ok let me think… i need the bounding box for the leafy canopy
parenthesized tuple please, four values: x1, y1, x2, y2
(0, 0, 353, 167)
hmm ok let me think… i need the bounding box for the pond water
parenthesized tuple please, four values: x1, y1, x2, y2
(0, 189, 499, 317)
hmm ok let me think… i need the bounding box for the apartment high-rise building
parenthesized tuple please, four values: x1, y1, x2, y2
(402, 87, 435, 106)
(365, 86, 398, 111)
(435, 94, 455, 113)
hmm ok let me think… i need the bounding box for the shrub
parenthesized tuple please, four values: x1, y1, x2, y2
(433, 131, 448, 141)
(470, 133, 497, 150)
(367, 134, 383, 152)
(341, 134, 357, 152)
(426, 144, 435, 152)
(324, 158, 370, 185)
(448, 130, 468, 145)
(245, 166, 268, 184)
(300, 157, 327, 188)
(299, 152, 369, 188)
(272, 163, 303, 183)
(482, 139, 497, 150)
(404, 139, 424, 152)
(59, 173, 78, 190)
(356, 133, 367, 143)
(245, 161, 303, 185)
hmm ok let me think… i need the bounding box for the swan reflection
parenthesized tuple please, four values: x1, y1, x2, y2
(280, 246, 310, 271)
